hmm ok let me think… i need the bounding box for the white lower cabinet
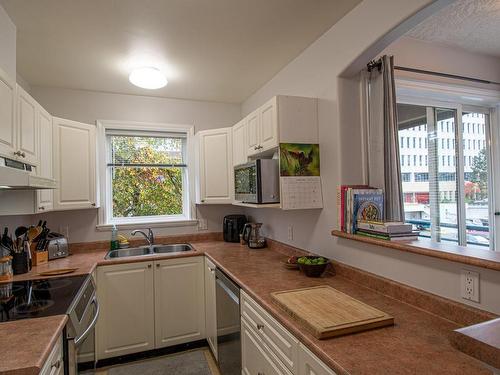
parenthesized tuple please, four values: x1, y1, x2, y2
(96, 261, 155, 360)
(241, 290, 336, 375)
(242, 318, 292, 375)
(154, 257, 205, 348)
(204, 257, 217, 359)
(298, 344, 336, 375)
(96, 257, 205, 360)
(40, 334, 63, 375)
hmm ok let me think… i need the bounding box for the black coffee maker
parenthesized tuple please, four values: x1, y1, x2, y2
(223, 215, 247, 242)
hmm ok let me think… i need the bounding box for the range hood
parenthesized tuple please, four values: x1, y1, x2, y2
(0, 164, 57, 190)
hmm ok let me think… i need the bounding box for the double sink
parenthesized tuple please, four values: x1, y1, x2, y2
(105, 243, 194, 259)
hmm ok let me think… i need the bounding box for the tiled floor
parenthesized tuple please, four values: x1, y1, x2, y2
(85, 348, 220, 375)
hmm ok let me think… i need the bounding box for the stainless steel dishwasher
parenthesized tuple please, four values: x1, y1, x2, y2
(215, 268, 241, 374)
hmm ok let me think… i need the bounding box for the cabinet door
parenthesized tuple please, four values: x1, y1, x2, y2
(154, 257, 205, 348)
(298, 343, 337, 375)
(204, 258, 217, 359)
(96, 262, 155, 360)
(242, 318, 292, 375)
(246, 110, 260, 156)
(258, 96, 278, 153)
(16, 85, 39, 165)
(197, 128, 233, 204)
(0, 68, 16, 159)
(232, 119, 247, 167)
(36, 107, 53, 212)
(53, 117, 97, 210)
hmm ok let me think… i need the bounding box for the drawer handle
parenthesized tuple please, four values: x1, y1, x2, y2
(257, 323, 264, 330)
(14, 151, 26, 158)
(52, 359, 61, 369)
(38, 206, 45, 210)
(258, 372, 265, 375)
(148, 264, 152, 268)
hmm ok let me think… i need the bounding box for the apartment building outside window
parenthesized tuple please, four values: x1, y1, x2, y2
(397, 103, 492, 248)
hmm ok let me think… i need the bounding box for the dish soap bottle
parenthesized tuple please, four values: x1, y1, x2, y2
(110, 224, 119, 250)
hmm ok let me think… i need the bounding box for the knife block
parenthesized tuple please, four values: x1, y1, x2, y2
(30, 243, 48, 266)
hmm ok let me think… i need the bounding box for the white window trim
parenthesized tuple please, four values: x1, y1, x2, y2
(395, 78, 500, 250)
(95, 120, 197, 230)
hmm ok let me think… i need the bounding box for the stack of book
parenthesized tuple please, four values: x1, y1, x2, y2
(337, 185, 384, 234)
(356, 221, 418, 241)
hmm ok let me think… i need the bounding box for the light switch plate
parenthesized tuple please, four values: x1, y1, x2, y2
(461, 269, 480, 303)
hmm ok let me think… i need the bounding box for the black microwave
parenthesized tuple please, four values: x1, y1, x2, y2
(234, 159, 280, 204)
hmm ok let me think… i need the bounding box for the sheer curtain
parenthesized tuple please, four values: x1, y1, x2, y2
(363, 55, 404, 221)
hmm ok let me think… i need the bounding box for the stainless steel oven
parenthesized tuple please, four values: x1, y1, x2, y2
(64, 275, 99, 375)
(234, 159, 279, 204)
(215, 268, 241, 375)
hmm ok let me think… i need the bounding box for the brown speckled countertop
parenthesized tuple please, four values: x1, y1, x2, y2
(0, 315, 67, 375)
(0, 237, 496, 375)
(451, 318, 500, 370)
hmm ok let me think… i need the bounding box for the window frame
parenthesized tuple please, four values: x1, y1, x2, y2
(96, 120, 197, 230)
(396, 78, 500, 250)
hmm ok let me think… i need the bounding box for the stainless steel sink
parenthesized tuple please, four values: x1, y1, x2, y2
(105, 243, 194, 259)
(105, 246, 153, 259)
(152, 243, 193, 253)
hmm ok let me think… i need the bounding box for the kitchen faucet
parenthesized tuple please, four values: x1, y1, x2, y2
(131, 228, 155, 246)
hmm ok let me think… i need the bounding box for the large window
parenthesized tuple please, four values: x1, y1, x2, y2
(397, 103, 492, 248)
(98, 122, 194, 226)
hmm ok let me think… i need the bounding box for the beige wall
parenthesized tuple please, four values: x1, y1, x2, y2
(30, 86, 241, 132)
(241, 0, 500, 315)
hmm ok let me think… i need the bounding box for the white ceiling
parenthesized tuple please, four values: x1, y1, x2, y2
(407, 0, 500, 58)
(1, 0, 361, 103)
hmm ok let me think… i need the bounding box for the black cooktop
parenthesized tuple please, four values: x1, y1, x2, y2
(0, 275, 88, 322)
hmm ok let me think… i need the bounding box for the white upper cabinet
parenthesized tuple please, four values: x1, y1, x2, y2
(16, 85, 39, 165)
(246, 110, 260, 156)
(196, 127, 233, 204)
(258, 96, 278, 153)
(246, 96, 318, 157)
(53, 117, 97, 210)
(0, 67, 16, 159)
(36, 107, 54, 212)
(232, 118, 247, 167)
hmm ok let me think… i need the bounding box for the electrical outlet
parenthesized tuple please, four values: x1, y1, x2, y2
(461, 269, 480, 303)
(287, 224, 294, 241)
(198, 218, 208, 231)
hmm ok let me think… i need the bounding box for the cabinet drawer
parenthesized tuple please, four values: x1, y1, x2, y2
(40, 335, 63, 375)
(242, 317, 292, 375)
(241, 290, 299, 373)
(299, 343, 337, 375)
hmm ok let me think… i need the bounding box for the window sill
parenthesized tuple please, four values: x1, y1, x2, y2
(331, 230, 500, 271)
(96, 219, 199, 232)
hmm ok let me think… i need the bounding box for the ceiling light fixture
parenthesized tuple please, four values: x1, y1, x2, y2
(129, 67, 168, 89)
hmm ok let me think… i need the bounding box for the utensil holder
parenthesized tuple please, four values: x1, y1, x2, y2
(30, 243, 48, 266)
(12, 252, 29, 275)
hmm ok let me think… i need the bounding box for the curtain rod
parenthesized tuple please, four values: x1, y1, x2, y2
(366, 58, 500, 85)
(394, 66, 500, 85)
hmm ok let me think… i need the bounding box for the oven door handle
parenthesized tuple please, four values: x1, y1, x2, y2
(74, 296, 100, 347)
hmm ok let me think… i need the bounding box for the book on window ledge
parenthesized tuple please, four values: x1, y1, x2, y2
(357, 220, 413, 234)
(336, 185, 383, 233)
(355, 229, 419, 241)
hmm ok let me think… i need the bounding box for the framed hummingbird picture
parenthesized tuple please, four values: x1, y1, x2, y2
(279, 143, 320, 177)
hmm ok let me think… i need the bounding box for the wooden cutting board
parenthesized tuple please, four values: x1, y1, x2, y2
(271, 285, 394, 339)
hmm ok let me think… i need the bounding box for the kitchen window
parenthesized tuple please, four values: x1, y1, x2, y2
(397, 103, 494, 248)
(97, 121, 195, 228)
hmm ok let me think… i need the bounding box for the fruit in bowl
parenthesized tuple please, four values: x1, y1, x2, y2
(297, 256, 329, 277)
